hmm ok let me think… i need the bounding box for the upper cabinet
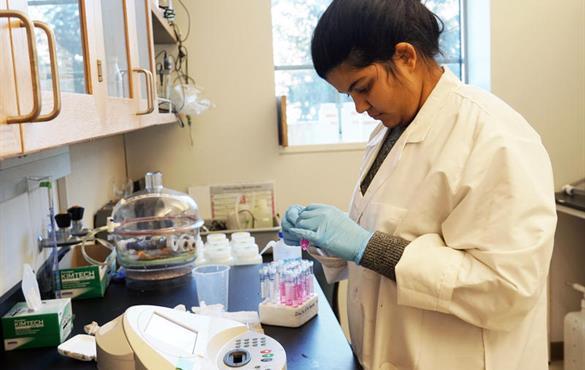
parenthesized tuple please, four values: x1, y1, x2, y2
(0, 0, 176, 159)
(0, 1, 23, 157)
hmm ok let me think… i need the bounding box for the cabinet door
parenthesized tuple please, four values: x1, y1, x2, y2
(133, 0, 176, 127)
(1, 0, 23, 158)
(18, 0, 103, 152)
(121, 0, 167, 126)
(92, 0, 142, 135)
(131, 0, 156, 118)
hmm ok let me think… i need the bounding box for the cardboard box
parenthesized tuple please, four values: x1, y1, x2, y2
(58, 242, 115, 300)
(2, 298, 72, 351)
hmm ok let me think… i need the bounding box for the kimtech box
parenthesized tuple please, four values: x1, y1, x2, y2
(2, 298, 72, 351)
(57, 242, 115, 300)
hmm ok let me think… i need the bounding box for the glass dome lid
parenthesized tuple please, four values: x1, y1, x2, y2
(111, 172, 204, 236)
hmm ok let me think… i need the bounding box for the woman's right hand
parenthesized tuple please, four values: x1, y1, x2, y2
(281, 204, 305, 245)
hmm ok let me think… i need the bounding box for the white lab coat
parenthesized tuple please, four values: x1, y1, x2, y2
(312, 69, 557, 370)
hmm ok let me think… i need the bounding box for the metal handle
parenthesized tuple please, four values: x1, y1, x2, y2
(132, 67, 154, 115)
(31, 20, 61, 122)
(0, 10, 41, 124)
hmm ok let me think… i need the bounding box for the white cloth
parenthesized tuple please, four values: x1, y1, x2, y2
(312, 69, 556, 370)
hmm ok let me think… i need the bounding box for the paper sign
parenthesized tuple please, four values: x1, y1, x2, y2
(209, 182, 275, 221)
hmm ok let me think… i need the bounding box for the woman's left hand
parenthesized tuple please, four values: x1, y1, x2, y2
(281, 204, 305, 245)
(290, 204, 373, 263)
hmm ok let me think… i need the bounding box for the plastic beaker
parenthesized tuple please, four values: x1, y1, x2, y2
(193, 264, 230, 308)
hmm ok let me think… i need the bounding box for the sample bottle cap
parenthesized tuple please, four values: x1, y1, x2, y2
(145, 172, 163, 191)
(207, 233, 227, 242)
(231, 232, 251, 241)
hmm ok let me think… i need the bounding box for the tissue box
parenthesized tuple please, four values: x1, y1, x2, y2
(58, 243, 115, 300)
(2, 298, 73, 351)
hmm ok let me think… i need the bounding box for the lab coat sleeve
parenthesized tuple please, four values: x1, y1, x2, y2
(308, 247, 349, 283)
(395, 129, 557, 331)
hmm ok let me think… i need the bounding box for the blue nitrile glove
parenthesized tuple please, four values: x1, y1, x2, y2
(281, 204, 305, 245)
(290, 204, 373, 263)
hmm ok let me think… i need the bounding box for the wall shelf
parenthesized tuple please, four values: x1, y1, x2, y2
(151, 3, 177, 44)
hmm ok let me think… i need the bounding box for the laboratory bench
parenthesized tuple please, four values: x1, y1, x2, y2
(0, 264, 361, 370)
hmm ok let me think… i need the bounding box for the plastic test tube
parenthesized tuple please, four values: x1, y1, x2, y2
(300, 239, 310, 251)
(295, 268, 303, 306)
(259, 259, 317, 306)
(273, 264, 281, 304)
(259, 267, 266, 302)
(268, 267, 276, 303)
(279, 269, 286, 304)
(286, 272, 295, 306)
(308, 261, 314, 296)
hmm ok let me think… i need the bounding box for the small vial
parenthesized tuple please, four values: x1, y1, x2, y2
(279, 270, 286, 305)
(292, 272, 299, 306)
(268, 268, 276, 303)
(308, 261, 314, 296)
(259, 267, 266, 301)
(285, 272, 294, 306)
(300, 239, 310, 251)
(295, 270, 303, 306)
(274, 265, 281, 303)
(301, 267, 308, 303)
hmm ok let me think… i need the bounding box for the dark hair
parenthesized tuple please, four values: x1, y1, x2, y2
(311, 0, 444, 79)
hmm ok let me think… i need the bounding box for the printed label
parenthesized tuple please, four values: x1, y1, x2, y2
(61, 270, 96, 283)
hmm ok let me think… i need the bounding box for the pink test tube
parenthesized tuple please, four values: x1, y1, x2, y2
(285, 273, 294, 306)
(304, 267, 310, 301)
(300, 239, 310, 251)
(308, 261, 314, 296)
(301, 270, 307, 303)
(279, 273, 286, 304)
(294, 272, 302, 306)
(298, 273, 304, 304)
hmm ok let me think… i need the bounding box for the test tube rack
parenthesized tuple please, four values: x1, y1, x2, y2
(258, 294, 318, 328)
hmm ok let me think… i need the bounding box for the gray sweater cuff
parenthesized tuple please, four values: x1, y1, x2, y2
(359, 231, 409, 281)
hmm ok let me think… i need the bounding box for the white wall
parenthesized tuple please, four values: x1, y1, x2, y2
(0, 136, 126, 297)
(491, 0, 585, 189)
(64, 135, 128, 227)
(125, 0, 363, 216)
(0, 188, 51, 295)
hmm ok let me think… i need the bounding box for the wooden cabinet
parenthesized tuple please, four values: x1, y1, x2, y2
(1, 1, 30, 157)
(0, 0, 176, 159)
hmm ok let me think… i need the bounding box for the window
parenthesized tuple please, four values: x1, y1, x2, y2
(271, 0, 465, 147)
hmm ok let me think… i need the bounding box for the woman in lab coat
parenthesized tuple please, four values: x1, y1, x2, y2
(282, 0, 557, 369)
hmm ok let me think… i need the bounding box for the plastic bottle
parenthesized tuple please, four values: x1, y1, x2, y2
(201, 238, 233, 265)
(564, 283, 585, 370)
(232, 236, 262, 266)
(253, 199, 273, 229)
(271, 232, 301, 261)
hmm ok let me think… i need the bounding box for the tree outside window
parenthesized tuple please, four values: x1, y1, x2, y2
(272, 0, 463, 146)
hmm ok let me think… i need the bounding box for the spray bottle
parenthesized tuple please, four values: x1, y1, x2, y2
(564, 283, 585, 370)
(260, 232, 302, 261)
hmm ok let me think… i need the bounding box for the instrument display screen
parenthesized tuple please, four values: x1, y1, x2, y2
(143, 312, 198, 354)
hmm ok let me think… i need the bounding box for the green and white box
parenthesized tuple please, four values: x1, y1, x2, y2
(58, 243, 115, 300)
(2, 298, 73, 351)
